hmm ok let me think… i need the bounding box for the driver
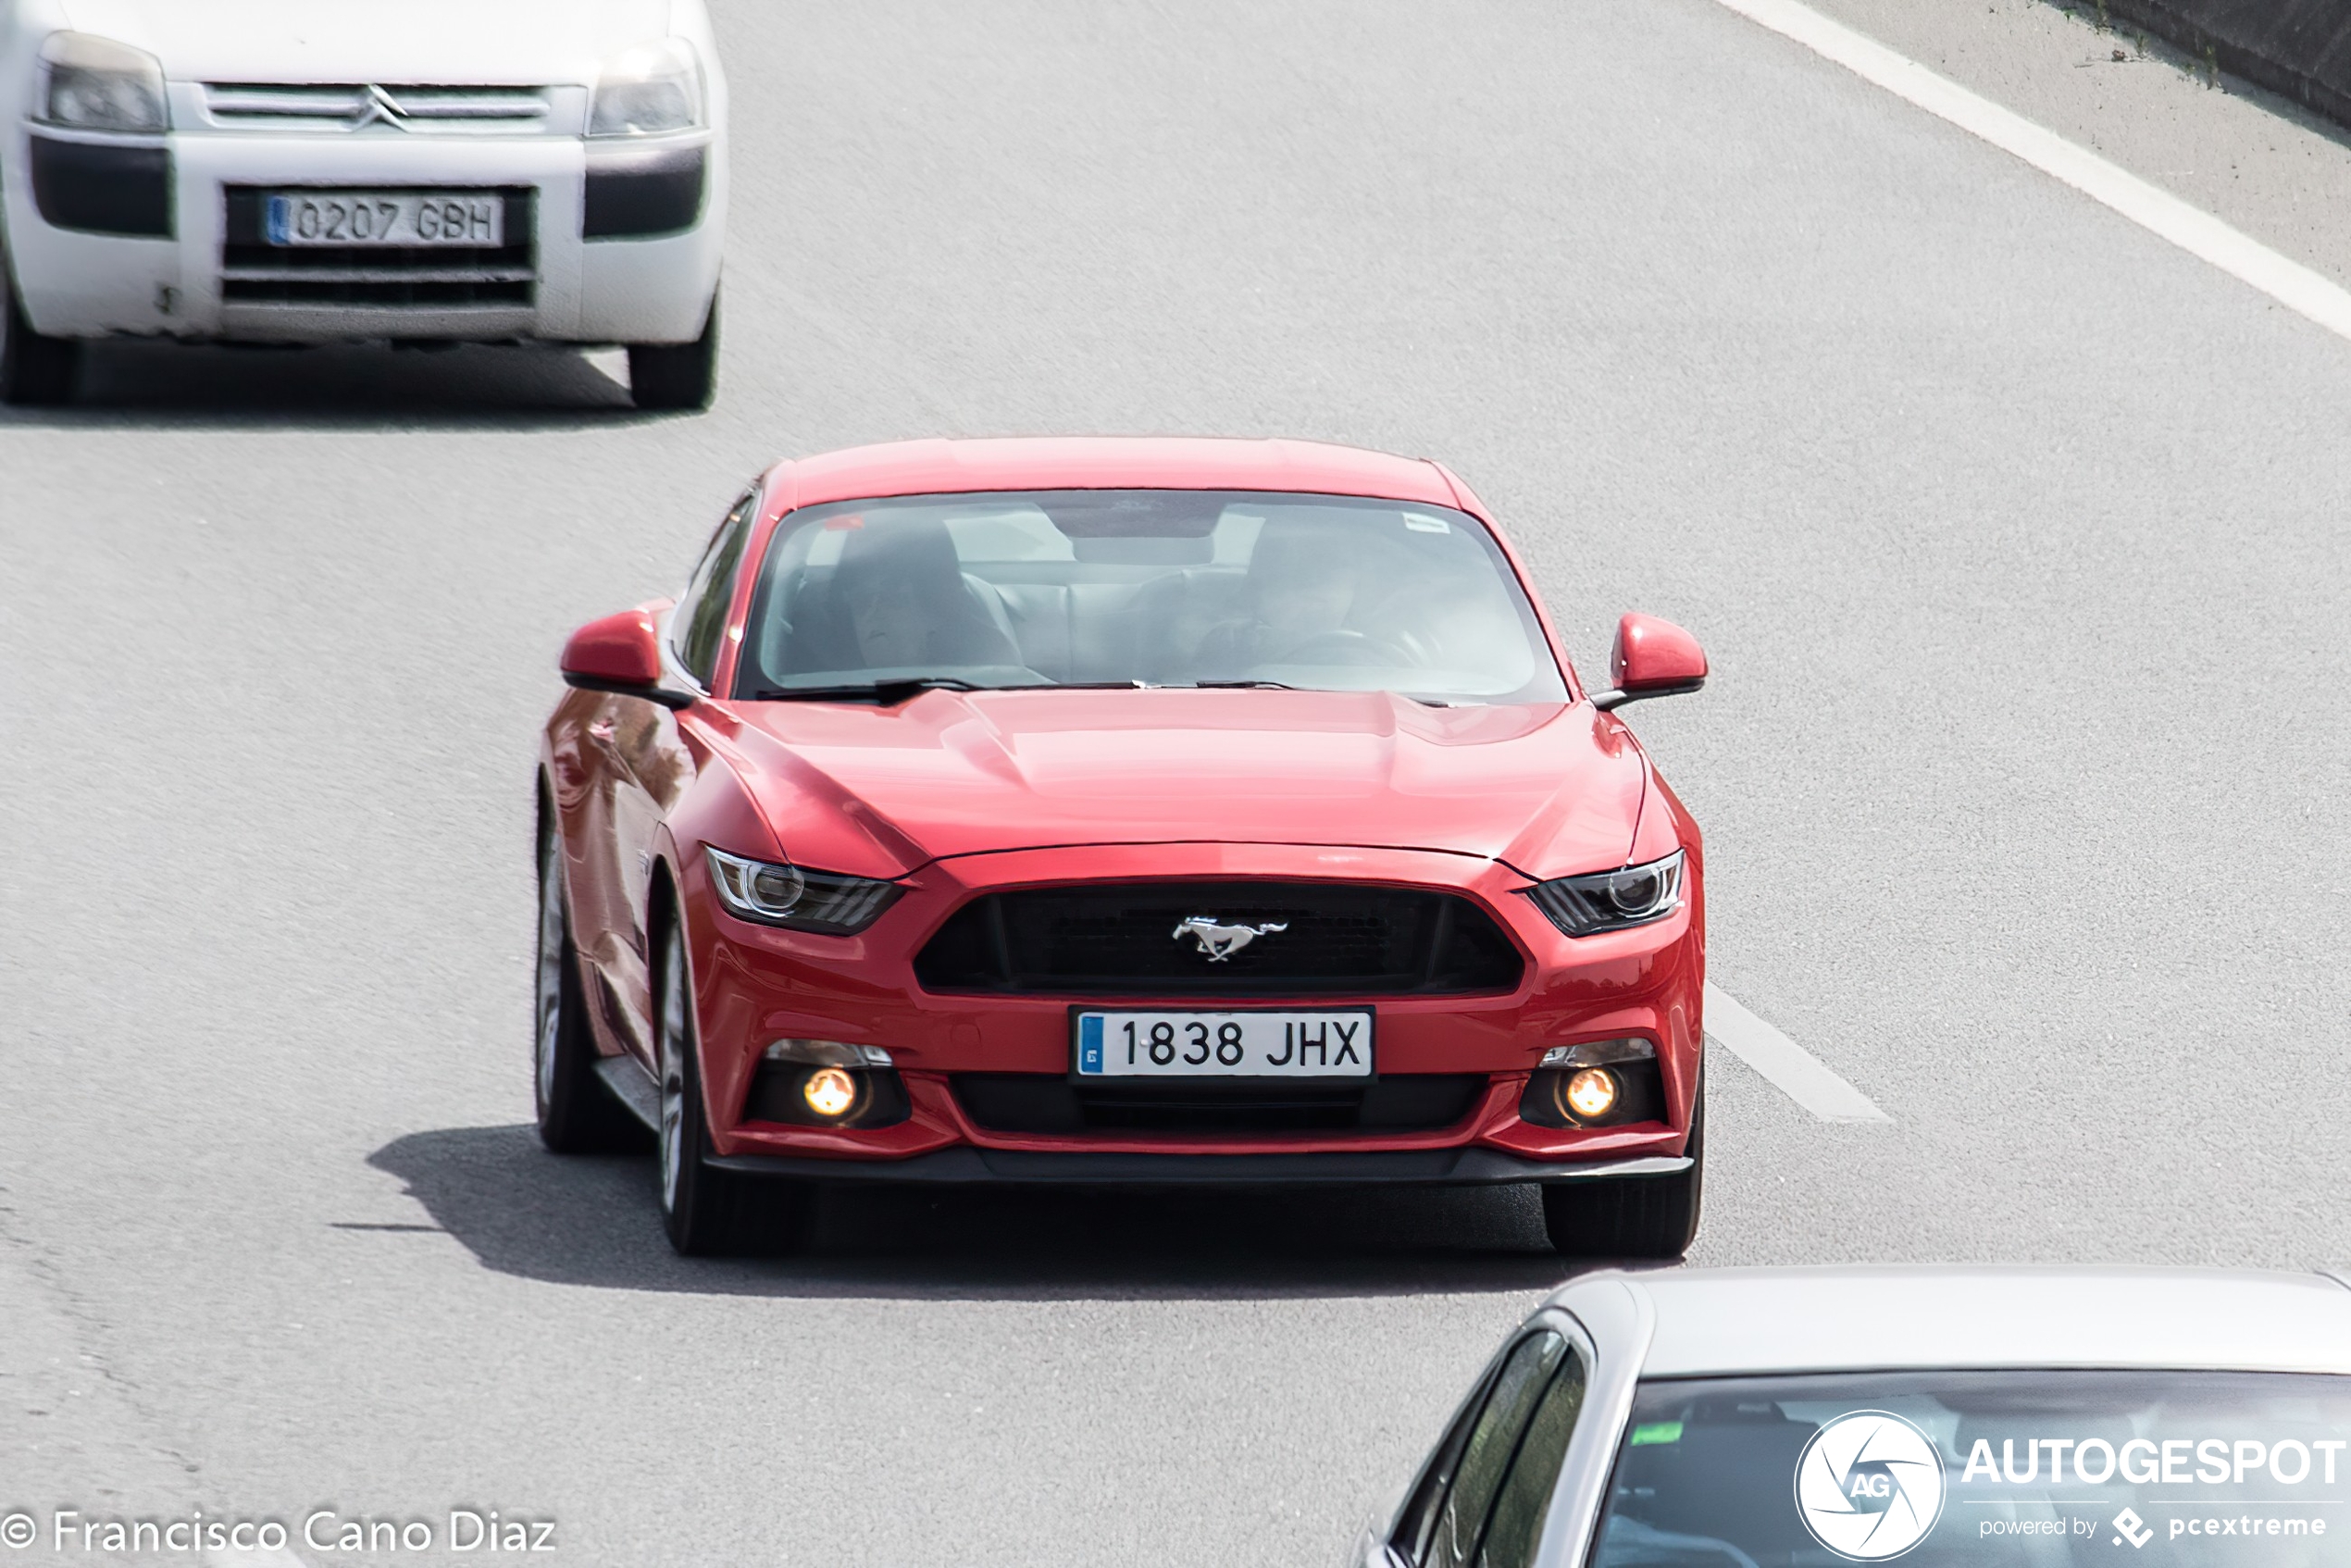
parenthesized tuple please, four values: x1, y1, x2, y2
(825, 519, 1017, 671)
(1195, 518, 1362, 677)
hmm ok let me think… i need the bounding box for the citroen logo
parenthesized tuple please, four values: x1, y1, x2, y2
(351, 84, 410, 131)
(1173, 916, 1287, 962)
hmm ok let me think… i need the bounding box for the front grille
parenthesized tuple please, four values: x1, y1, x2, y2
(219, 186, 536, 306)
(953, 1074, 1487, 1136)
(203, 83, 550, 133)
(914, 881, 1524, 997)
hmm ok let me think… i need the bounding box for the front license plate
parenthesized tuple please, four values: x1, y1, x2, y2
(1074, 1010, 1373, 1079)
(264, 191, 504, 248)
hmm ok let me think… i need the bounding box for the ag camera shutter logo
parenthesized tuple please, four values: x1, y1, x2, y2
(1794, 1411, 1948, 1561)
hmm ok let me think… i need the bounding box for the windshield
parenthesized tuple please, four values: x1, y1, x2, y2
(1594, 1370, 2351, 1568)
(735, 490, 1568, 703)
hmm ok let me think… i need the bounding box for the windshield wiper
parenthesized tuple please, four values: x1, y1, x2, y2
(750, 678, 1156, 703)
(753, 678, 986, 703)
(1189, 679, 1295, 691)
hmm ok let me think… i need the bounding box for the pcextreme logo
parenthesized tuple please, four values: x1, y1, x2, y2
(1794, 1411, 1949, 1561)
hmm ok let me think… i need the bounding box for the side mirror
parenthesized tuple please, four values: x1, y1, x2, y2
(561, 603, 695, 710)
(1592, 613, 1706, 711)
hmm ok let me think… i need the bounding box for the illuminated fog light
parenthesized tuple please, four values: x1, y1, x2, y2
(1562, 1067, 1619, 1121)
(802, 1066, 859, 1119)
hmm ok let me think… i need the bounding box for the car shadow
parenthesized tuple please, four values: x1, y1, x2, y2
(363, 1124, 1583, 1301)
(0, 339, 653, 430)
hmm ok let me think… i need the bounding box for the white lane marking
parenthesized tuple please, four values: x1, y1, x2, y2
(1709, 0, 2351, 344)
(1705, 981, 1889, 1122)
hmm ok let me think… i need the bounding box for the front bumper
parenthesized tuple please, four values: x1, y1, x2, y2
(668, 841, 1707, 1176)
(5, 112, 722, 343)
(709, 1147, 1696, 1188)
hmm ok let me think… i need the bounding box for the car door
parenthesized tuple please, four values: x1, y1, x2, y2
(1387, 1325, 1591, 1568)
(578, 487, 758, 1065)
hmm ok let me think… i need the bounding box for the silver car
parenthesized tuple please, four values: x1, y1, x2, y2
(1364, 1267, 2351, 1568)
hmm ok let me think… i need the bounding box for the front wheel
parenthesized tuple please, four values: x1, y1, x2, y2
(1540, 1066, 1705, 1259)
(0, 257, 80, 406)
(626, 289, 717, 412)
(534, 815, 645, 1152)
(653, 913, 811, 1255)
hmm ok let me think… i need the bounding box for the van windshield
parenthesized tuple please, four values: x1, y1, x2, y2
(735, 490, 1568, 704)
(1595, 1370, 2351, 1568)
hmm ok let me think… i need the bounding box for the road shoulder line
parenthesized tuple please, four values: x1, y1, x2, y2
(1710, 0, 2351, 345)
(1704, 981, 1889, 1123)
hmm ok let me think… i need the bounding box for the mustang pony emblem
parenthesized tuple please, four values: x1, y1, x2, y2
(1173, 915, 1287, 962)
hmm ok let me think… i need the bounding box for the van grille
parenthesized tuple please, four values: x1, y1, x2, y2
(203, 83, 550, 133)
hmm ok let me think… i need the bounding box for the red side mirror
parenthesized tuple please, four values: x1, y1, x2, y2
(561, 602, 691, 708)
(1597, 613, 1707, 710)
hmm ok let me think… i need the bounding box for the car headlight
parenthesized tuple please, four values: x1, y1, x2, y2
(1522, 850, 1685, 937)
(589, 39, 703, 136)
(703, 846, 901, 935)
(40, 32, 168, 133)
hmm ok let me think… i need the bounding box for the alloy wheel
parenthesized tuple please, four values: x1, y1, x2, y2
(533, 837, 566, 1119)
(657, 929, 689, 1213)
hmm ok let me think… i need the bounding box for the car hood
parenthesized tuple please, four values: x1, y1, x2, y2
(64, 0, 671, 84)
(728, 688, 1649, 878)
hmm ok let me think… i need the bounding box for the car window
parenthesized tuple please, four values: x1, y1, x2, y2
(673, 489, 757, 686)
(1420, 1331, 1570, 1568)
(1476, 1350, 1587, 1568)
(737, 489, 1570, 704)
(1396, 1363, 1505, 1567)
(1591, 1369, 2351, 1568)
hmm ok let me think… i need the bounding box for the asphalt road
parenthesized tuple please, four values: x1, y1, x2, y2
(6, 0, 2351, 1563)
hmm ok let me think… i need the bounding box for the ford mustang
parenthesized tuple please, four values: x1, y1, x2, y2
(535, 437, 1712, 1255)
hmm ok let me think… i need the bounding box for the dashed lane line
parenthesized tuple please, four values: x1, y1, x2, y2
(1710, 0, 2351, 345)
(1705, 982, 1890, 1123)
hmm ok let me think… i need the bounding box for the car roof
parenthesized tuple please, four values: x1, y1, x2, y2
(1553, 1266, 2351, 1377)
(764, 436, 1468, 513)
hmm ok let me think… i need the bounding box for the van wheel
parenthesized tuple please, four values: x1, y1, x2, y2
(1, 261, 80, 406)
(627, 289, 717, 412)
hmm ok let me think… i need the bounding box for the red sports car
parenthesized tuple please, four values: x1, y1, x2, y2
(536, 437, 1711, 1257)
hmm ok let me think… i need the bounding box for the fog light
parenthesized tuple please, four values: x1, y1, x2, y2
(802, 1066, 859, 1119)
(1562, 1067, 1619, 1121)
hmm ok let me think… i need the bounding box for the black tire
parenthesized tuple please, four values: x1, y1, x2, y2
(1540, 1066, 1705, 1259)
(534, 811, 645, 1153)
(627, 289, 717, 412)
(0, 253, 81, 407)
(653, 909, 812, 1255)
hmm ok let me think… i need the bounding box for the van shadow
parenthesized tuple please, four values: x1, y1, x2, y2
(365, 1124, 1579, 1301)
(0, 339, 646, 430)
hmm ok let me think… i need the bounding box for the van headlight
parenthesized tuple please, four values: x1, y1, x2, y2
(589, 39, 703, 136)
(41, 32, 168, 133)
(1522, 850, 1685, 937)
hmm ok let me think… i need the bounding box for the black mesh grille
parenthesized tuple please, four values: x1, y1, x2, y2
(914, 882, 1524, 997)
(220, 186, 536, 306)
(953, 1074, 1487, 1136)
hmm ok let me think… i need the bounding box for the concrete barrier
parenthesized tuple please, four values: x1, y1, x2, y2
(2097, 0, 2351, 129)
